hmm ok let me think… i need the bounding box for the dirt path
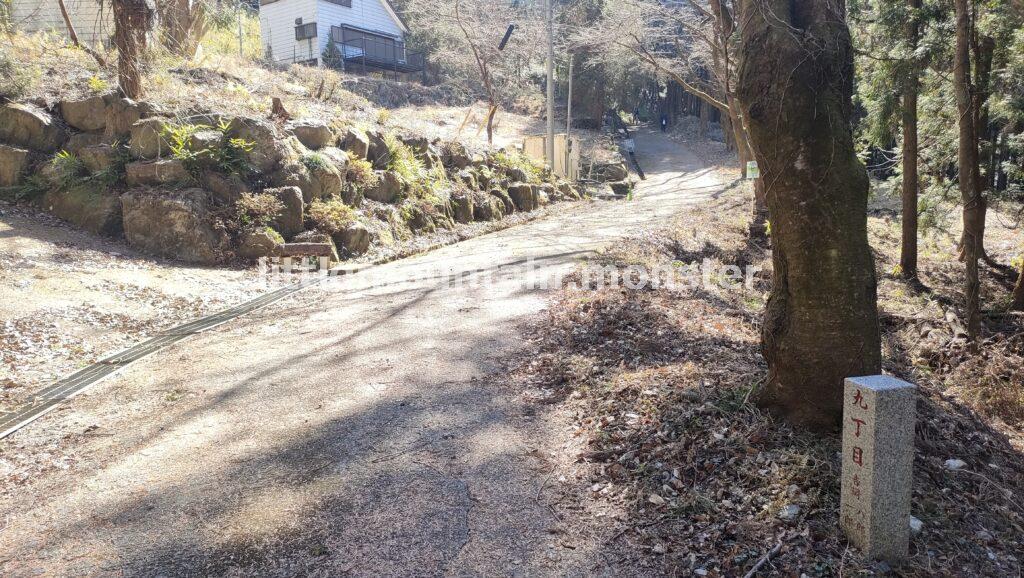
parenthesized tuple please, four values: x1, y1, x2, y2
(0, 129, 724, 576)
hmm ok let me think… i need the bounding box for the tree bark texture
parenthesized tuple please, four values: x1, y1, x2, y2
(900, 0, 921, 278)
(737, 0, 881, 430)
(113, 0, 153, 100)
(953, 0, 984, 343)
(1012, 259, 1024, 311)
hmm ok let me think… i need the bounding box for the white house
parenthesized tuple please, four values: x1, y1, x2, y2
(10, 0, 114, 46)
(258, 0, 422, 78)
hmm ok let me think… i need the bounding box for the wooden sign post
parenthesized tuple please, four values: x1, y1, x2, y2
(840, 375, 916, 563)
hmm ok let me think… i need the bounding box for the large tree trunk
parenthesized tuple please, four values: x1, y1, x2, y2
(112, 0, 153, 100)
(1012, 260, 1024, 311)
(708, 0, 767, 238)
(158, 0, 209, 59)
(737, 0, 881, 431)
(953, 0, 984, 343)
(900, 0, 921, 279)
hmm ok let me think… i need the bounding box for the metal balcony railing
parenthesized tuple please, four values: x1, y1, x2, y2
(325, 27, 425, 81)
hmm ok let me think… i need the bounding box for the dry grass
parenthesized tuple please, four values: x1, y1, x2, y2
(1, 28, 612, 158)
(516, 163, 1024, 575)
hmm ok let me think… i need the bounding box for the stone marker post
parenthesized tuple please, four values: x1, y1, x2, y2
(840, 375, 916, 563)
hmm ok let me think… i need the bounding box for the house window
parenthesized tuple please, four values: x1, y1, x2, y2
(295, 22, 317, 40)
(324, 0, 352, 5)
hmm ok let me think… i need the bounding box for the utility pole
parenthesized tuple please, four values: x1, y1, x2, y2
(566, 52, 573, 176)
(545, 0, 555, 170)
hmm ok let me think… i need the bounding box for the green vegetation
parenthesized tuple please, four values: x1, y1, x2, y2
(490, 149, 543, 184)
(51, 151, 87, 189)
(236, 192, 283, 228)
(87, 75, 109, 93)
(383, 134, 449, 203)
(345, 158, 376, 189)
(164, 120, 254, 177)
(301, 152, 330, 172)
(263, 226, 285, 244)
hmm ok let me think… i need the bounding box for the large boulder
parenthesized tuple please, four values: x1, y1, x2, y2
(226, 117, 286, 173)
(121, 188, 224, 264)
(472, 191, 504, 222)
(43, 186, 123, 237)
(0, 103, 66, 152)
(450, 192, 474, 224)
(364, 170, 404, 203)
(288, 120, 335, 150)
(59, 96, 107, 132)
(333, 221, 370, 257)
(342, 127, 370, 160)
(557, 182, 581, 201)
(609, 181, 633, 197)
(64, 133, 105, 154)
(489, 189, 515, 215)
(507, 183, 538, 212)
(271, 162, 314, 203)
(442, 142, 471, 170)
(0, 144, 30, 187)
(265, 186, 305, 238)
(506, 166, 531, 183)
(319, 146, 349, 170)
(201, 172, 251, 205)
(103, 96, 151, 139)
(188, 129, 222, 154)
(402, 202, 435, 233)
(129, 118, 170, 159)
(237, 227, 282, 261)
(78, 144, 118, 173)
(125, 159, 190, 186)
(400, 135, 429, 157)
(595, 162, 629, 182)
(305, 157, 344, 201)
(366, 131, 390, 169)
(456, 169, 478, 190)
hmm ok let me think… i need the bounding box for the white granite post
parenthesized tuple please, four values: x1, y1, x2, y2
(841, 375, 916, 563)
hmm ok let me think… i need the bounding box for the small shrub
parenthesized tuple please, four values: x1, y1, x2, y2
(376, 108, 391, 125)
(164, 123, 209, 172)
(91, 141, 132, 185)
(306, 199, 355, 233)
(301, 152, 329, 172)
(164, 120, 254, 176)
(236, 192, 283, 228)
(52, 150, 87, 188)
(346, 158, 376, 189)
(384, 133, 423, 183)
(263, 226, 285, 244)
(87, 75, 109, 93)
(0, 174, 49, 202)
